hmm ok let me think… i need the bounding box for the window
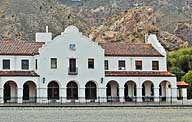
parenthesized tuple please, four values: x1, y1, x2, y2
(152, 61, 159, 70)
(88, 59, 94, 69)
(69, 58, 77, 75)
(118, 60, 125, 70)
(51, 58, 57, 69)
(3, 59, 10, 69)
(104, 60, 108, 70)
(21, 60, 29, 70)
(35, 59, 38, 70)
(135, 60, 142, 70)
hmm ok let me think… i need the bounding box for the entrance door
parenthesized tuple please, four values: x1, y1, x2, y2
(85, 81, 97, 100)
(4, 83, 11, 102)
(67, 81, 78, 100)
(23, 84, 29, 100)
(48, 81, 59, 100)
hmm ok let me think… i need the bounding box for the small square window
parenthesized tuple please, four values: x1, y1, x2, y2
(3, 59, 10, 69)
(152, 61, 159, 70)
(88, 59, 94, 69)
(104, 60, 108, 70)
(51, 58, 57, 69)
(21, 60, 29, 70)
(135, 60, 142, 70)
(118, 60, 125, 70)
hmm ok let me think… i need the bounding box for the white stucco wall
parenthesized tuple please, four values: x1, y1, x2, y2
(37, 26, 105, 99)
(0, 56, 35, 71)
(105, 56, 167, 71)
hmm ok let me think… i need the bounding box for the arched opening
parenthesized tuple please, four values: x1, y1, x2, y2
(3, 81, 17, 103)
(67, 81, 78, 100)
(124, 81, 136, 102)
(159, 81, 171, 101)
(23, 81, 37, 102)
(106, 80, 119, 102)
(142, 81, 154, 102)
(85, 81, 97, 100)
(48, 81, 59, 100)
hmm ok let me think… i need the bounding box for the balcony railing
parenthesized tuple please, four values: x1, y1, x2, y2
(68, 67, 78, 75)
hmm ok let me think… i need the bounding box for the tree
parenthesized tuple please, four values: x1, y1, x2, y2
(168, 48, 192, 81)
(181, 70, 192, 99)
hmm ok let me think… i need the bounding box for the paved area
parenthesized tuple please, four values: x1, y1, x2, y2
(0, 107, 191, 122)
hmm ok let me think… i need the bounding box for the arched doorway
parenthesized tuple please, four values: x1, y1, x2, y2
(106, 80, 119, 102)
(142, 81, 154, 102)
(85, 81, 97, 100)
(23, 81, 37, 102)
(67, 81, 78, 100)
(3, 81, 17, 103)
(124, 81, 136, 102)
(48, 81, 59, 100)
(159, 81, 171, 101)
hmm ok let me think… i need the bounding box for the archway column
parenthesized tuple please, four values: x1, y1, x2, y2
(17, 88, 23, 103)
(136, 87, 142, 102)
(154, 87, 159, 102)
(171, 87, 178, 102)
(37, 88, 47, 103)
(119, 87, 124, 102)
(79, 87, 85, 103)
(0, 88, 3, 103)
(60, 88, 66, 103)
(98, 87, 107, 102)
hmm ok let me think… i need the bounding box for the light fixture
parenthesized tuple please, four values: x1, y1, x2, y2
(101, 77, 104, 84)
(42, 77, 45, 84)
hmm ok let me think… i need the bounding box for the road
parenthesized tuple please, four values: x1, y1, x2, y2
(0, 107, 191, 122)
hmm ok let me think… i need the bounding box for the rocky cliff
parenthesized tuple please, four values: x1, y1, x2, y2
(0, 0, 191, 50)
(89, 7, 188, 50)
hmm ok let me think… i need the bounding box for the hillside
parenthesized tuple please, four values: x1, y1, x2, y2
(89, 7, 188, 50)
(0, 0, 191, 50)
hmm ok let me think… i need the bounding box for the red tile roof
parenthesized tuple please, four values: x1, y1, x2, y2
(0, 41, 44, 56)
(177, 81, 189, 86)
(100, 42, 163, 57)
(105, 71, 175, 77)
(0, 71, 39, 77)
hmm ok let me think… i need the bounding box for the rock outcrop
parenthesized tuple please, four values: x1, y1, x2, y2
(89, 7, 188, 51)
(175, 21, 192, 45)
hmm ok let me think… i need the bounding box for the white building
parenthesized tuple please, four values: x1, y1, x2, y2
(0, 25, 177, 103)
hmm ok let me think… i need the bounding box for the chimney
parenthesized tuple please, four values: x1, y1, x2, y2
(46, 26, 48, 33)
(35, 26, 52, 43)
(144, 34, 148, 43)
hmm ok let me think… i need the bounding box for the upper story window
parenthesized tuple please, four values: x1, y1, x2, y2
(152, 61, 159, 70)
(135, 60, 142, 70)
(104, 60, 108, 70)
(69, 58, 78, 75)
(3, 59, 10, 69)
(51, 58, 57, 69)
(21, 60, 29, 70)
(118, 60, 125, 70)
(88, 59, 94, 69)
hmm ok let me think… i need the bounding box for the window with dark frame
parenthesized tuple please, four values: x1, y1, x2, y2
(21, 60, 29, 70)
(88, 59, 94, 69)
(51, 58, 57, 69)
(3, 59, 10, 69)
(135, 60, 142, 70)
(118, 60, 125, 70)
(152, 61, 159, 70)
(104, 60, 108, 70)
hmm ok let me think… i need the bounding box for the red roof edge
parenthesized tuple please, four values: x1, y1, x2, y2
(177, 81, 189, 86)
